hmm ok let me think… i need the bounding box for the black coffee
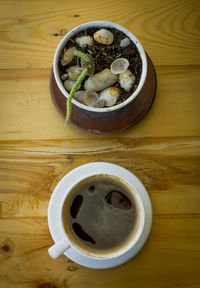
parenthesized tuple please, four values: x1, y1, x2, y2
(62, 175, 140, 254)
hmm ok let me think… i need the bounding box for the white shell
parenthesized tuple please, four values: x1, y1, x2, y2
(63, 79, 80, 91)
(99, 87, 120, 107)
(60, 47, 76, 66)
(84, 90, 100, 107)
(93, 29, 114, 45)
(119, 69, 135, 92)
(68, 65, 82, 80)
(74, 90, 85, 104)
(110, 58, 129, 74)
(84, 68, 118, 92)
(120, 37, 131, 48)
(75, 36, 93, 48)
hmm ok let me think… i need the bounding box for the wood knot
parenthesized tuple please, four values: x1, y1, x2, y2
(60, 29, 68, 36)
(67, 155, 73, 160)
(1, 239, 14, 256)
(2, 245, 9, 252)
(66, 155, 74, 165)
(67, 259, 74, 264)
(67, 265, 78, 272)
(52, 29, 68, 37)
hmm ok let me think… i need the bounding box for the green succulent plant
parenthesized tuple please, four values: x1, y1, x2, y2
(65, 50, 94, 125)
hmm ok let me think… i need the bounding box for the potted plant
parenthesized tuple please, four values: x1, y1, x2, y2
(51, 21, 156, 135)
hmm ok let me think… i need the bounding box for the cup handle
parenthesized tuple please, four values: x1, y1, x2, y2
(48, 238, 70, 259)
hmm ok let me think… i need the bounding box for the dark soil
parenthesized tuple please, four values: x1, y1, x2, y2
(58, 27, 142, 105)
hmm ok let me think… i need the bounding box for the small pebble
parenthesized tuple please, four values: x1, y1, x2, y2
(120, 37, 131, 47)
(99, 87, 120, 106)
(84, 68, 118, 92)
(93, 29, 114, 45)
(76, 36, 93, 48)
(61, 73, 68, 80)
(74, 90, 85, 104)
(64, 79, 80, 91)
(60, 47, 76, 66)
(68, 65, 82, 81)
(119, 69, 135, 92)
(84, 90, 100, 107)
(95, 99, 106, 108)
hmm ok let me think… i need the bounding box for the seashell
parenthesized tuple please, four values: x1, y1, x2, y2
(120, 37, 131, 48)
(84, 90, 100, 107)
(110, 58, 129, 74)
(60, 47, 76, 66)
(76, 36, 93, 48)
(93, 29, 114, 45)
(119, 69, 135, 92)
(99, 87, 120, 107)
(63, 79, 80, 92)
(74, 90, 85, 104)
(84, 68, 118, 92)
(68, 65, 83, 81)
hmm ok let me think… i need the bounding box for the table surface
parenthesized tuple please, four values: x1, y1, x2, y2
(0, 0, 200, 287)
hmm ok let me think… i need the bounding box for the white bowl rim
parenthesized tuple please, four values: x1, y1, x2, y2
(53, 21, 147, 113)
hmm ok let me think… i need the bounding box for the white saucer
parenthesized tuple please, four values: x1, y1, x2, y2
(48, 162, 152, 269)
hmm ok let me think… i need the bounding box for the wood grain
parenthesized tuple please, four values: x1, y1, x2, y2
(0, 137, 200, 218)
(0, 0, 200, 287)
(0, 66, 199, 140)
(0, 216, 200, 288)
(0, 0, 199, 68)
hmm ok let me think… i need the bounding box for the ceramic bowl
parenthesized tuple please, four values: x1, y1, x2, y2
(53, 21, 147, 113)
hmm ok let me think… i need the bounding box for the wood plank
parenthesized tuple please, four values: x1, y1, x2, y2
(0, 216, 200, 288)
(0, 66, 200, 140)
(0, 0, 199, 68)
(0, 1, 199, 287)
(0, 137, 199, 217)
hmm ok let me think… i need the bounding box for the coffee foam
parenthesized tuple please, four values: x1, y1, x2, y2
(62, 174, 142, 257)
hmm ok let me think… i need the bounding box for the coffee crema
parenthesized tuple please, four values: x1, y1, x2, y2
(62, 174, 141, 255)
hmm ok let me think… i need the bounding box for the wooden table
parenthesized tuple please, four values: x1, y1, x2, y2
(0, 0, 200, 287)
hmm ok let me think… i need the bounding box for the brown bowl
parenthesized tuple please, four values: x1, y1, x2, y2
(50, 22, 157, 135)
(50, 53, 156, 135)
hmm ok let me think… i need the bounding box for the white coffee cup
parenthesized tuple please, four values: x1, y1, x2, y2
(48, 162, 152, 267)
